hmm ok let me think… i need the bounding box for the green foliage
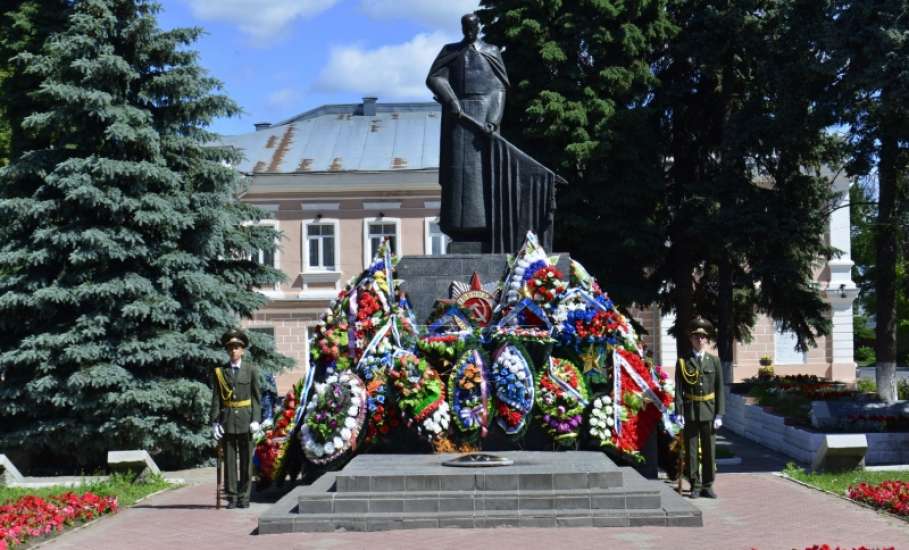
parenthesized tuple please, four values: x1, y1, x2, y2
(854, 378, 909, 401)
(855, 377, 876, 394)
(0, 0, 292, 470)
(783, 462, 909, 495)
(477, 0, 677, 306)
(480, 1, 836, 357)
(0, 472, 173, 507)
(849, 182, 909, 366)
(0, 1, 71, 164)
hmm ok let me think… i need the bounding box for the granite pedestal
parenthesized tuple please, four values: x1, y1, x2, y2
(259, 451, 701, 532)
(396, 254, 571, 323)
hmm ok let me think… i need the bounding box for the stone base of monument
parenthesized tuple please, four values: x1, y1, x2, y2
(258, 451, 701, 532)
(396, 254, 571, 324)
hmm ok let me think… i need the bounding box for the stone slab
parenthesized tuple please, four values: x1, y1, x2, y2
(811, 433, 868, 472)
(811, 400, 909, 430)
(107, 450, 160, 481)
(335, 451, 624, 492)
(0, 454, 23, 486)
(396, 254, 571, 323)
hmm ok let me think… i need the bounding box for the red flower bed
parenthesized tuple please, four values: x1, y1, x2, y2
(848, 480, 909, 516)
(0, 491, 118, 548)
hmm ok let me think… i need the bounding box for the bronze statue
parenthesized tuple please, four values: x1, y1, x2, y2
(426, 13, 509, 245)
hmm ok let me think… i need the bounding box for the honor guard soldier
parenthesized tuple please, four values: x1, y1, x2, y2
(675, 319, 724, 499)
(211, 329, 261, 508)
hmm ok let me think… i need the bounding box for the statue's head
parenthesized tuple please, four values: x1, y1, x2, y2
(461, 13, 479, 42)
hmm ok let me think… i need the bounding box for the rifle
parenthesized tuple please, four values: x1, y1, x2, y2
(675, 431, 685, 495)
(215, 439, 223, 509)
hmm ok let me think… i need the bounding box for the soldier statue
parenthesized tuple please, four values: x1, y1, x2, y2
(426, 12, 509, 245)
(674, 319, 725, 499)
(211, 329, 261, 509)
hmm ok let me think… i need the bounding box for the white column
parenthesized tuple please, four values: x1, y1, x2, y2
(825, 171, 857, 380)
(659, 311, 678, 368)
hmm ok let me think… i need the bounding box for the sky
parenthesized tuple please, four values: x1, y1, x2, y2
(155, 0, 481, 136)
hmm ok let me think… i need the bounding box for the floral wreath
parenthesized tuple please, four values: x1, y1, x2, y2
(389, 351, 450, 443)
(301, 371, 367, 465)
(448, 349, 492, 439)
(588, 393, 629, 455)
(362, 374, 400, 447)
(535, 356, 589, 445)
(490, 343, 535, 436)
(254, 383, 301, 482)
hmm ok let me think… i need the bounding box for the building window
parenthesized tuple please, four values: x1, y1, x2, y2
(247, 220, 280, 270)
(306, 223, 336, 271)
(424, 218, 449, 255)
(774, 323, 808, 365)
(363, 218, 400, 266)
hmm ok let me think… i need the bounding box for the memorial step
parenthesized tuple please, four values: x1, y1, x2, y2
(259, 452, 703, 532)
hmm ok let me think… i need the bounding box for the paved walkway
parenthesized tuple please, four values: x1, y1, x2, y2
(43, 432, 909, 550)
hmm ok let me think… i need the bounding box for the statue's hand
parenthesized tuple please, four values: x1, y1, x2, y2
(484, 122, 498, 135)
(448, 102, 463, 119)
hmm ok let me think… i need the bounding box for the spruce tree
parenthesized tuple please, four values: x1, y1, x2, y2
(0, 1, 71, 164)
(0, 0, 290, 470)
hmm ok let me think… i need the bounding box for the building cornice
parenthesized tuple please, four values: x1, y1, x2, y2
(240, 169, 439, 195)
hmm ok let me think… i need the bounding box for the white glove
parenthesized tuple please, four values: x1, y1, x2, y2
(249, 421, 261, 433)
(678, 416, 685, 429)
(713, 416, 723, 430)
(212, 423, 224, 441)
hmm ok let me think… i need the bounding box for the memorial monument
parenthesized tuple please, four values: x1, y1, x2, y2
(257, 13, 698, 532)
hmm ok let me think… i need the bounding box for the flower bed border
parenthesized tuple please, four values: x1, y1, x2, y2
(724, 391, 909, 465)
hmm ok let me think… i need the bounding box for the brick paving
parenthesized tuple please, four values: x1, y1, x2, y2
(42, 433, 909, 550)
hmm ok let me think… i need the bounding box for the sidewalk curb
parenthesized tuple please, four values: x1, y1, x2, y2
(777, 472, 909, 525)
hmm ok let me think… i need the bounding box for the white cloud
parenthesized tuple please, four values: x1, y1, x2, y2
(267, 88, 302, 108)
(315, 32, 452, 99)
(183, 0, 338, 41)
(360, 0, 480, 31)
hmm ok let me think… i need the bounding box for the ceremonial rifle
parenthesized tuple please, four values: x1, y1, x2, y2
(215, 439, 223, 509)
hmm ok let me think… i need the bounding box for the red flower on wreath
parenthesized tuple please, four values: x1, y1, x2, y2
(526, 266, 567, 303)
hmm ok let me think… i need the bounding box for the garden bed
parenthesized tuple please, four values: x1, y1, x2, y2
(0, 474, 172, 548)
(724, 391, 909, 465)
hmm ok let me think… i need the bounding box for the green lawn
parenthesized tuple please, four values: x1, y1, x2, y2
(783, 463, 909, 495)
(0, 473, 174, 507)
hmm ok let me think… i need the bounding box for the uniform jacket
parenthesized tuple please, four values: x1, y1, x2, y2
(674, 351, 725, 421)
(210, 362, 262, 434)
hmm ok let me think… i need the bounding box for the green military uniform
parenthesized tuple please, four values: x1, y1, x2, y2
(211, 355, 261, 507)
(675, 348, 724, 495)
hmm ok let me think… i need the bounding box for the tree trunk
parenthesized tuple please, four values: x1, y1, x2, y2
(875, 119, 899, 403)
(718, 255, 735, 384)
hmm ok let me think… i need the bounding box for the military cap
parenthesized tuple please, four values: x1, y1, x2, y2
(689, 318, 711, 337)
(221, 329, 249, 349)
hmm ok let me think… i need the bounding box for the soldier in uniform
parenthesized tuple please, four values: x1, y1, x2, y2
(211, 329, 261, 509)
(675, 320, 724, 498)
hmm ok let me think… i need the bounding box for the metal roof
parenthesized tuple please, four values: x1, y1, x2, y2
(219, 100, 442, 174)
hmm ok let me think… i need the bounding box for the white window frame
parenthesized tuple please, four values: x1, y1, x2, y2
(243, 218, 281, 293)
(773, 323, 808, 365)
(362, 217, 401, 268)
(423, 217, 450, 256)
(302, 218, 341, 274)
